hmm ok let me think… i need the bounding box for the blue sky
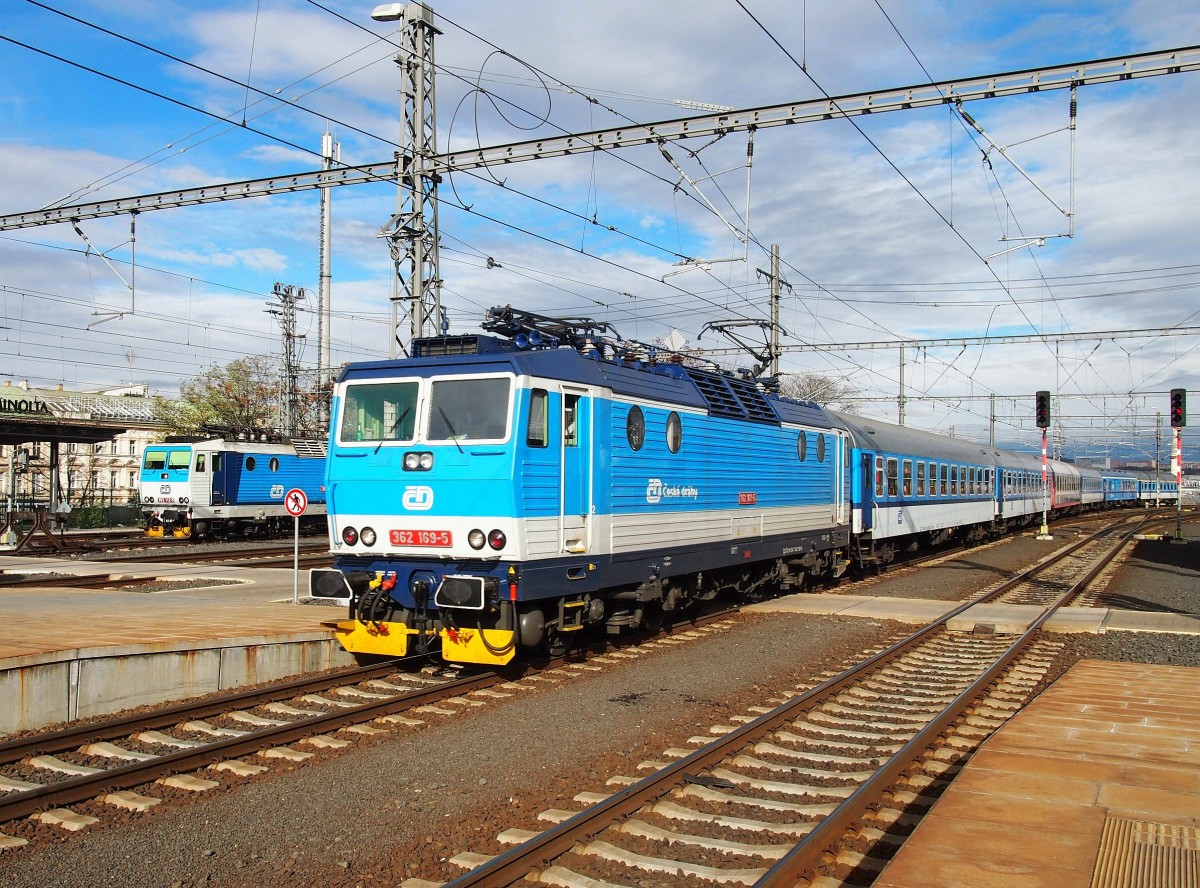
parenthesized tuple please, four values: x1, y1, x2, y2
(0, 0, 1198, 455)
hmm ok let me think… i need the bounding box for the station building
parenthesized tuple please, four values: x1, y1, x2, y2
(0, 380, 162, 515)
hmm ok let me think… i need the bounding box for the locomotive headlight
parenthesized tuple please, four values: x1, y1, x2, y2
(487, 529, 507, 550)
(403, 451, 435, 471)
(468, 529, 486, 550)
(359, 527, 377, 547)
(341, 526, 359, 546)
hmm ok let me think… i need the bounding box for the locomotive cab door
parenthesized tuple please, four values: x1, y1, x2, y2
(560, 387, 593, 553)
(191, 451, 213, 507)
(834, 431, 848, 527)
(209, 451, 228, 506)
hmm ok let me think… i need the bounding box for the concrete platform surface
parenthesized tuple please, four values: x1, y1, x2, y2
(0, 556, 330, 663)
(0, 556, 351, 734)
(746, 593, 1200, 635)
(876, 659, 1200, 888)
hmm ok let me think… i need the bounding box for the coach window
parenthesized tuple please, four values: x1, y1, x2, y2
(969, 467, 976, 494)
(875, 456, 885, 497)
(950, 465, 958, 495)
(797, 432, 807, 461)
(527, 389, 548, 448)
(886, 458, 899, 497)
(817, 434, 826, 462)
(916, 461, 926, 496)
(666, 412, 682, 454)
(195, 454, 206, 473)
(902, 459, 913, 496)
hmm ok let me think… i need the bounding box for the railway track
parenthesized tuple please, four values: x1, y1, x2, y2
(0, 611, 739, 850)
(428, 513, 1146, 888)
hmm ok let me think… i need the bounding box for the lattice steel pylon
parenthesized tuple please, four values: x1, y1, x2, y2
(378, 2, 443, 355)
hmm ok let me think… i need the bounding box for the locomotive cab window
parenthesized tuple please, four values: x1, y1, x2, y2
(144, 451, 166, 471)
(168, 451, 190, 470)
(527, 389, 548, 448)
(428, 377, 511, 441)
(340, 380, 418, 443)
(195, 454, 206, 473)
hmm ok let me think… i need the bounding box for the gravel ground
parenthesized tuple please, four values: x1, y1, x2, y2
(2, 517, 1197, 888)
(1, 612, 907, 888)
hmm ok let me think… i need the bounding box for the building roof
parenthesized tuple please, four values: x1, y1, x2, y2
(0, 381, 160, 446)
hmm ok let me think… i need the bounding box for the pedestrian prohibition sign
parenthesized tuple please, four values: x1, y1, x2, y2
(284, 488, 308, 517)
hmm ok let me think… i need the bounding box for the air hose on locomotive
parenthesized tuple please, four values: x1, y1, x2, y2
(441, 601, 517, 656)
(353, 579, 392, 631)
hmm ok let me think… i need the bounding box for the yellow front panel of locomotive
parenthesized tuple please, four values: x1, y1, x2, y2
(440, 627, 516, 666)
(329, 619, 411, 657)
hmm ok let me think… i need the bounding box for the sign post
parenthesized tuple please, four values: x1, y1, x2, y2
(284, 488, 308, 604)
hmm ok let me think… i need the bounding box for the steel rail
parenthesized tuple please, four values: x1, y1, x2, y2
(441, 513, 1145, 887)
(0, 668, 498, 822)
(755, 514, 1149, 885)
(0, 607, 739, 824)
(0, 659, 415, 766)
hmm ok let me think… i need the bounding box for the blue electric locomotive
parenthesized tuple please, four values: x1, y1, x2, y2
(140, 437, 328, 538)
(311, 308, 851, 665)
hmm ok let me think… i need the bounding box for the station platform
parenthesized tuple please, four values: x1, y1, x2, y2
(0, 555, 352, 734)
(876, 659, 1200, 888)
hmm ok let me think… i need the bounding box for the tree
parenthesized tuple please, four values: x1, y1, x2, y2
(153, 355, 293, 437)
(779, 371, 860, 413)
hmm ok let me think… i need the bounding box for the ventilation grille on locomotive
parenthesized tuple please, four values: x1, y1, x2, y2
(291, 438, 328, 459)
(684, 368, 780, 424)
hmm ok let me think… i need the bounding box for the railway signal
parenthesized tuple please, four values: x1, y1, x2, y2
(1170, 388, 1186, 428)
(1035, 391, 1051, 429)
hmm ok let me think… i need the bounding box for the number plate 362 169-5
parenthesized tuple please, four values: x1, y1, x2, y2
(390, 529, 453, 547)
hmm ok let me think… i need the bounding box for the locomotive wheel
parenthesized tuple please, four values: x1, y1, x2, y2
(546, 632, 573, 657)
(641, 602, 663, 633)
